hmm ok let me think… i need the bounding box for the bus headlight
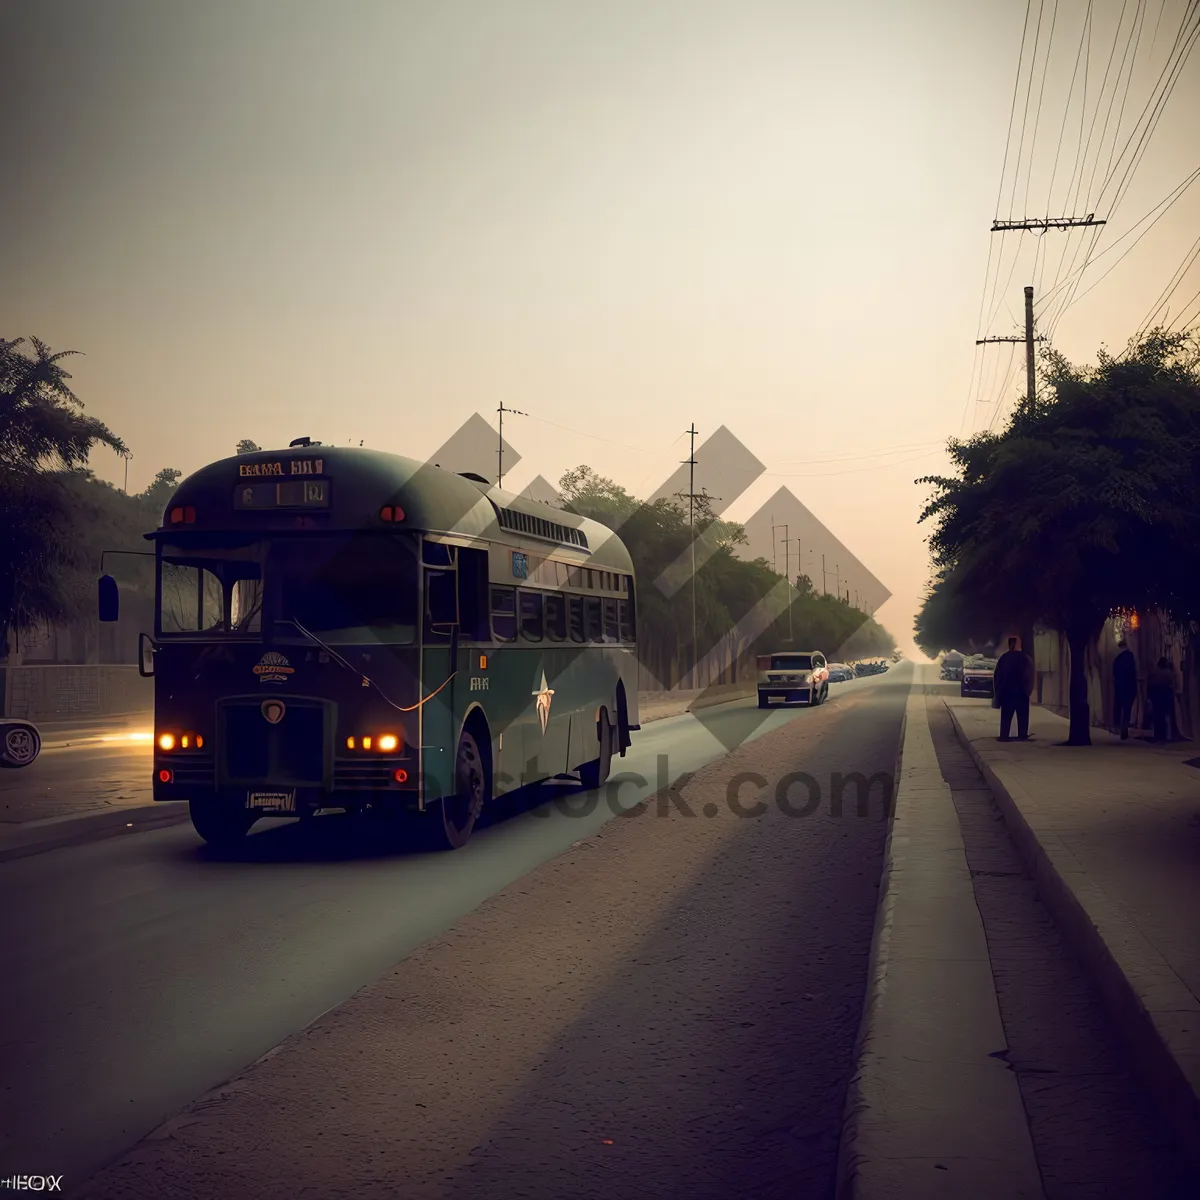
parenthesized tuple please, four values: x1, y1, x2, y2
(378, 734, 399, 752)
(158, 733, 176, 751)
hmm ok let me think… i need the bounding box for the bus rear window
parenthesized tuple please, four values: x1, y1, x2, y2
(519, 591, 544, 641)
(545, 594, 566, 641)
(491, 587, 517, 642)
(770, 654, 813, 671)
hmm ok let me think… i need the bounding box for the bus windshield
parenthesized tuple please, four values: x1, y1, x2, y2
(158, 536, 418, 644)
(273, 537, 417, 644)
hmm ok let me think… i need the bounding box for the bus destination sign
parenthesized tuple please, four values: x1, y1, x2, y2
(234, 479, 330, 510)
(239, 459, 324, 477)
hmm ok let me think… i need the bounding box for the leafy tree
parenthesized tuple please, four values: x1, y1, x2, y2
(142, 467, 182, 514)
(560, 465, 896, 681)
(917, 330, 1200, 744)
(1, 337, 126, 656)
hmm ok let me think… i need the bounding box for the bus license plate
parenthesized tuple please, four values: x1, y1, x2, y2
(248, 791, 295, 812)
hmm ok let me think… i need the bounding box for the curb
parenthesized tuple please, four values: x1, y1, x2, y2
(945, 704, 1200, 1178)
(835, 680, 1044, 1199)
(0, 803, 189, 864)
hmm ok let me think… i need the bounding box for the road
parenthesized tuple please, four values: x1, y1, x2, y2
(0, 671, 905, 1194)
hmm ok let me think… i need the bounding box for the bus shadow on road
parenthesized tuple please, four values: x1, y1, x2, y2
(181, 780, 590, 864)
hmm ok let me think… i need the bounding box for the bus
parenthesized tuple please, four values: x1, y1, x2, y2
(98, 440, 641, 850)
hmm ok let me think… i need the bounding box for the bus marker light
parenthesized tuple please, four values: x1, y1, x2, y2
(346, 736, 355, 750)
(478, 655, 487, 669)
(196, 735, 204, 748)
(393, 768, 408, 783)
(184, 506, 196, 523)
(158, 769, 173, 783)
(378, 734, 399, 752)
(158, 733, 175, 751)
(169, 508, 184, 524)
(362, 736, 372, 750)
(181, 734, 189, 748)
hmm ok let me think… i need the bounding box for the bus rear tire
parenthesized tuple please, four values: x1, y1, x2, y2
(426, 727, 489, 851)
(579, 707, 613, 790)
(190, 796, 257, 848)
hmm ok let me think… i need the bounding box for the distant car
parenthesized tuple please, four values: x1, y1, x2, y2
(941, 652, 965, 682)
(0, 720, 42, 768)
(960, 657, 996, 699)
(826, 663, 854, 682)
(757, 651, 830, 708)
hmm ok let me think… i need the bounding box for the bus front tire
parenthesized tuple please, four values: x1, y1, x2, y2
(427, 727, 490, 851)
(579, 707, 613, 790)
(190, 797, 257, 848)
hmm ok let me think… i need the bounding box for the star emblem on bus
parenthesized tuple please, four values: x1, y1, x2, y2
(533, 670, 555, 735)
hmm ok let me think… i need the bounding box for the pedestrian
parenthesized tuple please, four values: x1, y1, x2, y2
(993, 636, 1035, 741)
(1146, 656, 1180, 742)
(1112, 640, 1137, 740)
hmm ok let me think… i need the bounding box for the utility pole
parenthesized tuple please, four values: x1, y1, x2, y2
(976, 288, 1046, 403)
(976, 214, 1104, 409)
(821, 554, 827, 596)
(496, 403, 527, 488)
(123, 453, 130, 494)
(684, 423, 698, 685)
(780, 526, 793, 643)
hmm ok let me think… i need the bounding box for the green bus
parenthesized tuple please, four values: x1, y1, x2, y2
(98, 441, 641, 850)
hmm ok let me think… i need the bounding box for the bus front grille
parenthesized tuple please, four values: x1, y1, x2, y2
(219, 701, 327, 786)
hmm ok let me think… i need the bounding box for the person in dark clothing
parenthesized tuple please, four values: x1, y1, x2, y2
(994, 636, 1035, 741)
(1112, 640, 1137, 740)
(1147, 656, 1179, 742)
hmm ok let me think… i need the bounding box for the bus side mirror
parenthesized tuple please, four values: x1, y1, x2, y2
(138, 632, 157, 678)
(98, 575, 120, 623)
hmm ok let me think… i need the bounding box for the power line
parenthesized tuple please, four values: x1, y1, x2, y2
(1022, 0, 1061, 217)
(1134, 231, 1200, 339)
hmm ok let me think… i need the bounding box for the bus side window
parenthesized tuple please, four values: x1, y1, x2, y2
(567, 596, 585, 643)
(584, 596, 603, 642)
(618, 599, 634, 643)
(545, 593, 566, 641)
(602, 598, 619, 642)
(520, 590, 544, 641)
(491, 586, 517, 642)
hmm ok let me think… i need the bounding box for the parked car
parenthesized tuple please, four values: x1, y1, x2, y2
(0, 720, 42, 768)
(756, 651, 830, 707)
(826, 663, 854, 682)
(941, 652, 965, 682)
(960, 657, 996, 699)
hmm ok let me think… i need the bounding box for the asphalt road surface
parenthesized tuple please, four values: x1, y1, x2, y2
(0, 670, 906, 1194)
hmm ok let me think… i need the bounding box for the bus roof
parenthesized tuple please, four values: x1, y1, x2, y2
(156, 445, 634, 571)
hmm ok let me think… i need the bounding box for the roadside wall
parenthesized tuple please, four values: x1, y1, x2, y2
(1035, 614, 1197, 738)
(0, 665, 152, 721)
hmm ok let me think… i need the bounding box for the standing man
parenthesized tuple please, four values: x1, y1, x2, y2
(994, 636, 1035, 741)
(1112, 640, 1137, 740)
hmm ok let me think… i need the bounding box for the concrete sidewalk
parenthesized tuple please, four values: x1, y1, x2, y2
(946, 698, 1200, 1174)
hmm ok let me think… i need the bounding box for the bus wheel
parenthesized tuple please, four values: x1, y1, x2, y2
(190, 797, 257, 848)
(0, 721, 41, 768)
(431, 727, 489, 850)
(580, 707, 613, 790)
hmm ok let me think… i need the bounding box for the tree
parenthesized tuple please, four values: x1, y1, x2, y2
(1, 337, 126, 655)
(237, 439, 261, 455)
(917, 330, 1200, 744)
(142, 467, 182, 514)
(559, 464, 898, 683)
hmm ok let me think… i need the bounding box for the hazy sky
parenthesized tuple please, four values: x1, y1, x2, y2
(4, 1, 1198, 655)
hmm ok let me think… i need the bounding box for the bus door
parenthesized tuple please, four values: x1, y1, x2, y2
(422, 542, 459, 803)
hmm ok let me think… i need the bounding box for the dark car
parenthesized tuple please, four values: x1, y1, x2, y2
(960, 657, 996, 698)
(826, 663, 854, 682)
(0, 720, 42, 768)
